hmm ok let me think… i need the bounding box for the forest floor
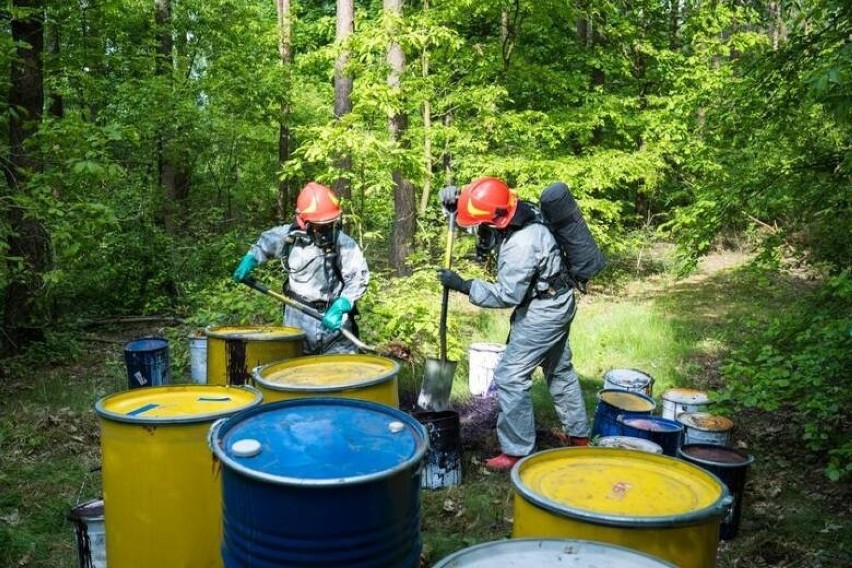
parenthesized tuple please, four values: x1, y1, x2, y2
(0, 248, 850, 567)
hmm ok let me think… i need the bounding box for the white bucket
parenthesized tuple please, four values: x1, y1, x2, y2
(68, 499, 106, 568)
(661, 388, 713, 420)
(468, 342, 505, 397)
(188, 335, 207, 384)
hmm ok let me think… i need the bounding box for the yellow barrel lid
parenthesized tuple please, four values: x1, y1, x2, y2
(512, 448, 729, 528)
(599, 390, 656, 412)
(95, 385, 262, 424)
(254, 354, 399, 391)
(204, 325, 305, 341)
(677, 412, 733, 432)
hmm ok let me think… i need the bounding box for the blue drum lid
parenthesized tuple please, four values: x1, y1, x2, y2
(124, 337, 168, 352)
(212, 398, 427, 485)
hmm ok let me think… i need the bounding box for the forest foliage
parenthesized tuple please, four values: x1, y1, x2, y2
(1, 1, 849, 477)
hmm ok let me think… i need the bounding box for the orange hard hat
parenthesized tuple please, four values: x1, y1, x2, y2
(456, 177, 518, 229)
(295, 182, 342, 229)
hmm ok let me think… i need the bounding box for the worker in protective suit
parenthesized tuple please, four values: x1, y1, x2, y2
(232, 182, 370, 355)
(439, 177, 590, 471)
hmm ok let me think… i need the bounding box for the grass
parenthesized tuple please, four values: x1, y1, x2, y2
(0, 251, 849, 567)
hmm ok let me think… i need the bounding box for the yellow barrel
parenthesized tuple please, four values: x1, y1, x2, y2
(205, 325, 304, 386)
(96, 385, 262, 568)
(511, 447, 731, 568)
(253, 354, 400, 408)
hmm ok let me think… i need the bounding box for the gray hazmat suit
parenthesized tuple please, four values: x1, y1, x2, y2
(469, 219, 589, 456)
(247, 224, 369, 355)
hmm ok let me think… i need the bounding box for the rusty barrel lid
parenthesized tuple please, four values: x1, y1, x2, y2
(679, 444, 754, 468)
(677, 412, 734, 433)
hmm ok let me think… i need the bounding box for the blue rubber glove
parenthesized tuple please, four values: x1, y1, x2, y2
(321, 297, 353, 331)
(232, 254, 258, 283)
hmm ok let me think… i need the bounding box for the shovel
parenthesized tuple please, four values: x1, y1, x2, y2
(417, 213, 459, 411)
(241, 279, 376, 353)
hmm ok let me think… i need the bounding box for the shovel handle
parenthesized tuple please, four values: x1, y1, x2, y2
(241, 280, 375, 353)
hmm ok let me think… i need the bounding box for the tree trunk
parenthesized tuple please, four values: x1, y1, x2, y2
(46, 17, 63, 118)
(385, 0, 415, 276)
(333, 0, 354, 200)
(154, 0, 190, 234)
(768, 2, 784, 51)
(500, 2, 521, 71)
(276, 0, 294, 220)
(3, 0, 51, 355)
(418, 0, 432, 216)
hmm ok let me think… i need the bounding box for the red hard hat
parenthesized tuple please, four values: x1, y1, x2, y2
(456, 177, 518, 229)
(295, 182, 342, 229)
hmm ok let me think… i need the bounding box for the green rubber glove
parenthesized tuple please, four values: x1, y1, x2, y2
(321, 297, 352, 331)
(232, 254, 258, 283)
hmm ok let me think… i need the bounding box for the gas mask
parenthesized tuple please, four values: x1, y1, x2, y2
(475, 225, 499, 263)
(306, 221, 340, 251)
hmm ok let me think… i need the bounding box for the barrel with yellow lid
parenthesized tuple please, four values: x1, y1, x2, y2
(511, 447, 731, 568)
(590, 389, 657, 438)
(95, 385, 262, 567)
(253, 353, 400, 408)
(205, 325, 304, 386)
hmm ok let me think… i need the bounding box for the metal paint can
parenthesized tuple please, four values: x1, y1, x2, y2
(210, 398, 428, 567)
(677, 412, 734, 446)
(679, 444, 755, 540)
(617, 414, 685, 457)
(68, 499, 106, 568)
(205, 325, 304, 386)
(432, 538, 676, 567)
(594, 435, 663, 454)
(95, 385, 262, 567)
(253, 353, 399, 408)
(590, 389, 656, 439)
(511, 447, 731, 568)
(123, 337, 170, 389)
(661, 388, 713, 420)
(603, 368, 654, 397)
(413, 410, 462, 489)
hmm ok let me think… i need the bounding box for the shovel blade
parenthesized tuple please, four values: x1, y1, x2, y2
(418, 358, 458, 412)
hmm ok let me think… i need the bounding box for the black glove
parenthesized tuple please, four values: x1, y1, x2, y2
(438, 185, 459, 215)
(438, 269, 471, 294)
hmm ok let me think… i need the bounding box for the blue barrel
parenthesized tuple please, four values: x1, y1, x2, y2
(617, 414, 684, 457)
(209, 397, 428, 568)
(590, 389, 656, 439)
(123, 337, 170, 389)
